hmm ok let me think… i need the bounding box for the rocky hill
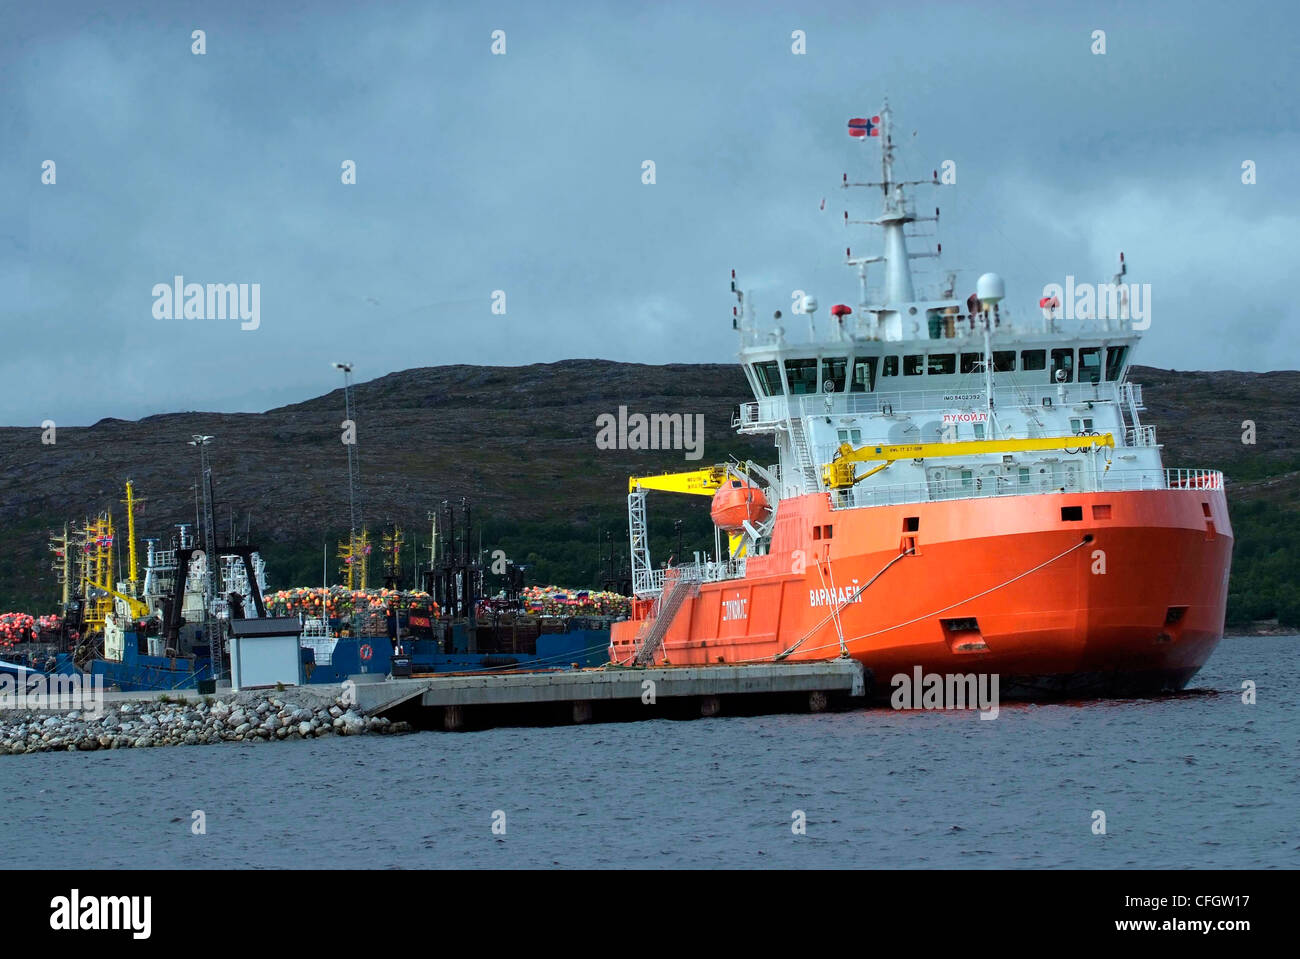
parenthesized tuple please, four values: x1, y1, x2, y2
(2, 361, 1297, 624)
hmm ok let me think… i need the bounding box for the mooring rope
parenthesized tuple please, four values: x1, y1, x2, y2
(771, 536, 1092, 661)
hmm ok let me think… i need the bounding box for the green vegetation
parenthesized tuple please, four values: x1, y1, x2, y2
(1226, 500, 1300, 628)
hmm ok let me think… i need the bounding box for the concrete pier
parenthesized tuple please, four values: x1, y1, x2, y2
(352, 660, 867, 732)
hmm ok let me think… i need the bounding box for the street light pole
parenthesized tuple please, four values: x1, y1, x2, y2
(334, 362, 365, 588)
(188, 435, 219, 683)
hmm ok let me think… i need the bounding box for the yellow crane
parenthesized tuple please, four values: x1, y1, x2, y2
(628, 465, 732, 496)
(629, 465, 756, 559)
(90, 584, 151, 621)
(822, 433, 1115, 489)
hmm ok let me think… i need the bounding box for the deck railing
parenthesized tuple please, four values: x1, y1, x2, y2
(633, 556, 749, 598)
(737, 381, 1123, 429)
(829, 468, 1224, 510)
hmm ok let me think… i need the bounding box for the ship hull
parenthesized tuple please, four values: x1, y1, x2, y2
(609, 487, 1233, 700)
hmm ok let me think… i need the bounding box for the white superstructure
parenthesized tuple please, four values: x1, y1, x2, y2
(729, 103, 1212, 519)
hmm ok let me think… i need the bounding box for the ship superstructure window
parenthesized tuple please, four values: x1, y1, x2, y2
(821, 357, 848, 393)
(904, 355, 925, 376)
(882, 356, 900, 377)
(973, 423, 986, 440)
(1079, 347, 1102, 384)
(1022, 349, 1046, 372)
(784, 358, 818, 394)
(1051, 348, 1075, 382)
(1018, 467, 1031, 485)
(993, 350, 1017, 372)
(960, 352, 982, 374)
(928, 354, 956, 375)
(960, 470, 974, 488)
(837, 428, 863, 445)
(850, 356, 877, 392)
(1069, 417, 1095, 433)
(1105, 346, 1128, 381)
(753, 361, 782, 397)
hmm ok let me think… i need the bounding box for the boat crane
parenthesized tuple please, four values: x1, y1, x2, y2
(822, 433, 1116, 489)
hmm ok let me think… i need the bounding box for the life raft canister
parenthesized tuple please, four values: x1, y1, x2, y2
(710, 479, 771, 531)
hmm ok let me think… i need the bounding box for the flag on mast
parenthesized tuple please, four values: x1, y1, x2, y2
(848, 116, 880, 138)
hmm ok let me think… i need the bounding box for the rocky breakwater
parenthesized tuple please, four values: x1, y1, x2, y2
(0, 693, 413, 755)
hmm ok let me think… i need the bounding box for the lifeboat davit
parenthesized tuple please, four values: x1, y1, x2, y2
(710, 479, 770, 531)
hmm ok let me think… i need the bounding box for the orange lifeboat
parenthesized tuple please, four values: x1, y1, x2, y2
(710, 479, 770, 531)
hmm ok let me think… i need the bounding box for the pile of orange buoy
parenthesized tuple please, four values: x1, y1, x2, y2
(262, 587, 435, 621)
(0, 612, 37, 649)
(520, 587, 630, 617)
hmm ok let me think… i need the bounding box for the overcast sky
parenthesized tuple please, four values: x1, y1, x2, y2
(5, 0, 1297, 425)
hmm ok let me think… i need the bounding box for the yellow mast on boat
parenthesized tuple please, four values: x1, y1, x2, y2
(121, 480, 142, 597)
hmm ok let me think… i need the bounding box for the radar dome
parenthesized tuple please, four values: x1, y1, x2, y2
(976, 272, 1005, 307)
(800, 295, 818, 314)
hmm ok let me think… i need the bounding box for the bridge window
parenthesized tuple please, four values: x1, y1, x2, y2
(993, 350, 1016, 372)
(882, 356, 900, 377)
(753, 361, 782, 397)
(927, 354, 956, 375)
(1105, 346, 1128, 381)
(1021, 349, 1046, 371)
(784, 358, 818, 394)
(960, 352, 981, 374)
(821, 356, 848, 393)
(1050, 348, 1074, 382)
(904, 355, 925, 376)
(1079, 347, 1102, 384)
(850, 356, 877, 392)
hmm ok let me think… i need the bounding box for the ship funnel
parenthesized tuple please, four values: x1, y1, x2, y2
(976, 272, 1005, 310)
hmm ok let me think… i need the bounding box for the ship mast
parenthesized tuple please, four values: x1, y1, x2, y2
(877, 103, 916, 306)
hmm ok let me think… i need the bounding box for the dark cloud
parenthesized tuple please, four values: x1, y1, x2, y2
(4, 0, 1296, 424)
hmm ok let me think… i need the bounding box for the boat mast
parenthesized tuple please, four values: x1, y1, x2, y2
(878, 103, 916, 307)
(121, 480, 141, 597)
